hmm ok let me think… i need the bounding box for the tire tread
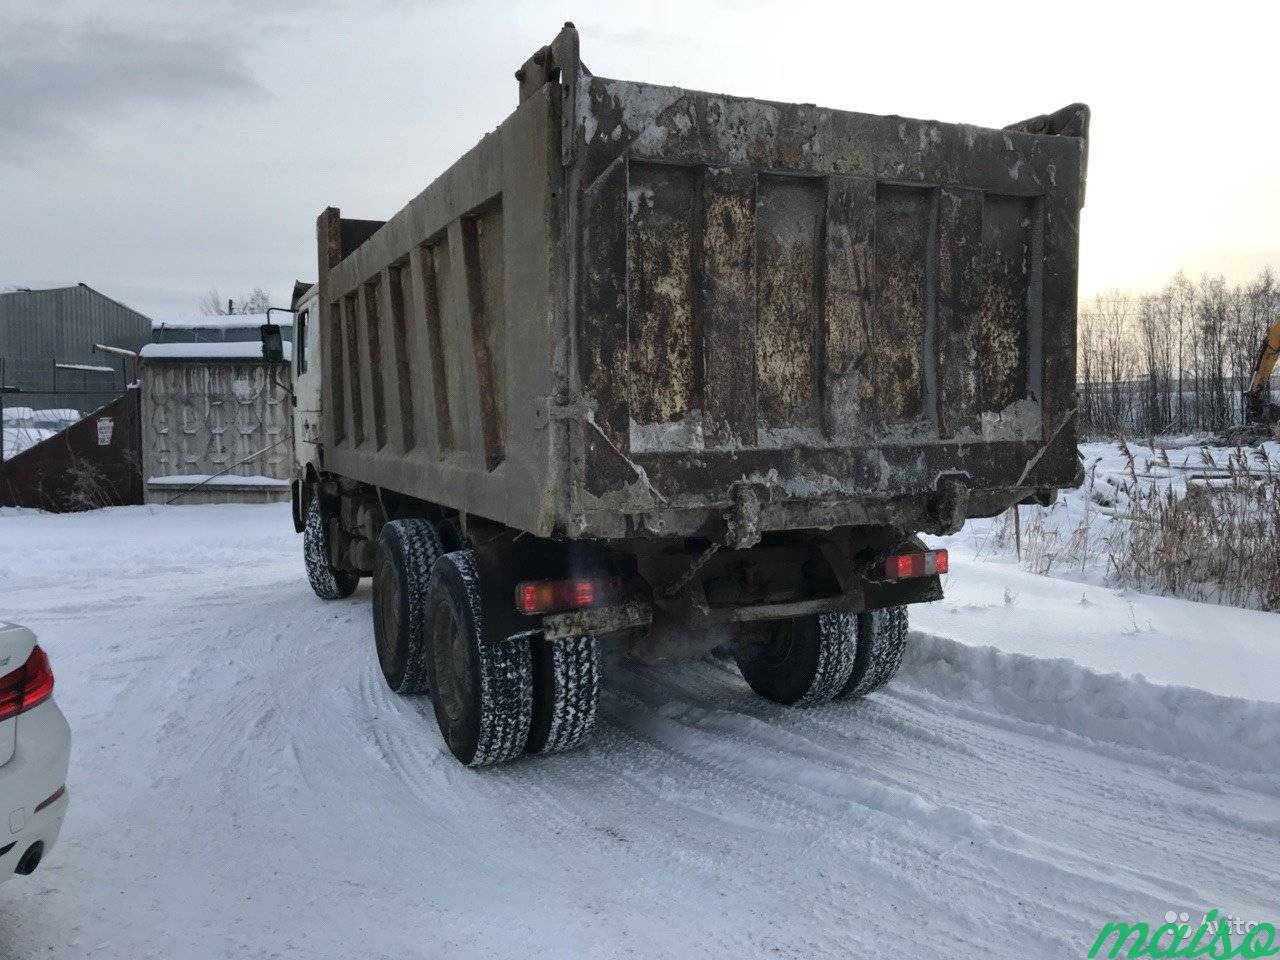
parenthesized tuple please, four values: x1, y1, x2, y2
(303, 497, 358, 600)
(841, 606, 909, 700)
(528, 636, 600, 755)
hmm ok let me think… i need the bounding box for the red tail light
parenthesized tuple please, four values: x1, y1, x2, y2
(883, 549, 948, 581)
(0, 645, 55, 722)
(515, 577, 621, 615)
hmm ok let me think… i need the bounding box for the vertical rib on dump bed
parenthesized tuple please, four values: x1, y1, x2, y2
(318, 26, 1087, 541)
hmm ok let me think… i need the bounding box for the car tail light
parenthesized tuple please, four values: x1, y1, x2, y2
(0, 646, 55, 723)
(883, 549, 948, 581)
(515, 577, 621, 615)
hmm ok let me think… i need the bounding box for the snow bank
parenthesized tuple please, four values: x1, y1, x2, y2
(902, 632, 1280, 777)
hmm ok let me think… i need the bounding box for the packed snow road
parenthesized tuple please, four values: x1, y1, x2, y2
(1, 503, 1277, 959)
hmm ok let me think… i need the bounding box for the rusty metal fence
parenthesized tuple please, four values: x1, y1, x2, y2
(0, 387, 144, 511)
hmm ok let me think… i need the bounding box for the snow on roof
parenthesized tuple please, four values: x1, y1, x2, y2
(55, 362, 116, 374)
(33, 409, 81, 421)
(147, 474, 291, 487)
(151, 313, 291, 330)
(1, 407, 36, 422)
(139, 341, 291, 361)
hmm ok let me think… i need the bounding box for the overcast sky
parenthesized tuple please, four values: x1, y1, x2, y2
(2, 0, 1277, 319)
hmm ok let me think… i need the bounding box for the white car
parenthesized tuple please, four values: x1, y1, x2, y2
(0, 623, 70, 881)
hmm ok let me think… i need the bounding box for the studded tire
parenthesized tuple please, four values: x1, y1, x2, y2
(839, 606, 909, 700)
(303, 495, 359, 601)
(425, 550, 532, 767)
(372, 519, 444, 694)
(734, 612, 857, 707)
(526, 635, 601, 756)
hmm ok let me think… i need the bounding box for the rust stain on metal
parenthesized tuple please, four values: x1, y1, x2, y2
(936, 186, 982, 438)
(754, 175, 823, 429)
(626, 163, 699, 425)
(976, 194, 1033, 412)
(872, 185, 930, 424)
(821, 176, 876, 440)
(699, 166, 757, 447)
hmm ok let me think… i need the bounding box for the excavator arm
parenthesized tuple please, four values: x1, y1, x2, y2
(1243, 316, 1280, 425)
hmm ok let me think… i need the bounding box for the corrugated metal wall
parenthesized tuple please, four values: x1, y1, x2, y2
(0, 285, 151, 415)
(0, 284, 151, 360)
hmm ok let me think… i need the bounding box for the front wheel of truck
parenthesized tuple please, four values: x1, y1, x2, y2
(733, 613, 857, 707)
(303, 496, 359, 601)
(424, 551, 532, 767)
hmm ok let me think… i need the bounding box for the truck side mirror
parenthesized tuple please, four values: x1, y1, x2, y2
(260, 322, 285, 364)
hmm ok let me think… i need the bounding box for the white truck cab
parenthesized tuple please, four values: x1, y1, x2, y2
(287, 285, 325, 532)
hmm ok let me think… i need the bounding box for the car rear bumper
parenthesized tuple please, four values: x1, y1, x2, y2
(0, 789, 67, 876)
(0, 698, 71, 882)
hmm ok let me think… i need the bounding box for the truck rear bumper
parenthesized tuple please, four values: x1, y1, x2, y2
(537, 576, 940, 640)
(542, 602, 654, 641)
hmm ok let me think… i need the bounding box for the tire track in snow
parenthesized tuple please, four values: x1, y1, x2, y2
(8, 503, 1279, 959)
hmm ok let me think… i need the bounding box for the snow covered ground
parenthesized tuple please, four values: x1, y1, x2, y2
(0, 495, 1277, 959)
(919, 438, 1280, 698)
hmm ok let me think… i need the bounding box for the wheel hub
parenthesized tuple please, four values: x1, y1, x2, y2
(374, 558, 401, 675)
(431, 604, 471, 729)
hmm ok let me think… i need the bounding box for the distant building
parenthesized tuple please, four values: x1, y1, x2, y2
(151, 313, 293, 345)
(0, 283, 151, 418)
(137, 341, 292, 505)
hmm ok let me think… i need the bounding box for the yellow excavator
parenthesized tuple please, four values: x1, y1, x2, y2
(1244, 317, 1280, 422)
(1230, 315, 1280, 444)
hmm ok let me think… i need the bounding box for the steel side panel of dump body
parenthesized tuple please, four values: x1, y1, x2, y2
(570, 74, 1083, 538)
(317, 37, 1083, 542)
(318, 84, 564, 536)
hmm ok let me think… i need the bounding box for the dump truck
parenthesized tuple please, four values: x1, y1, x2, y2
(278, 24, 1089, 767)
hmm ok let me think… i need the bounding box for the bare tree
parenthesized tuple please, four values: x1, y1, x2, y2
(1078, 266, 1280, 438)
(198, 287, 273, 315)
(199, 289, 231, 315)
(242, 288, 272, 314)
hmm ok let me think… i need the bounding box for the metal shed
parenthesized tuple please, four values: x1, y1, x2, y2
(138, 342, 293, 505)
(0, 283, 150, 420)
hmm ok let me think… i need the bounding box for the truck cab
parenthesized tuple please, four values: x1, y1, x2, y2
(288, 284, 324, 530)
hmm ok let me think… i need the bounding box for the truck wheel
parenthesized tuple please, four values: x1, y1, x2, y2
(840, 606, 909, 700)
(425, 551, 532, 766)
(372, 520, 444, 694)
(526, 635, 600, 755)
(303, 496, 359, 600)
(734, 613, 857, 706)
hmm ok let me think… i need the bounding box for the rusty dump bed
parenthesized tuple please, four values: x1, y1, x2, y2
(318, 25, 1087, 541)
